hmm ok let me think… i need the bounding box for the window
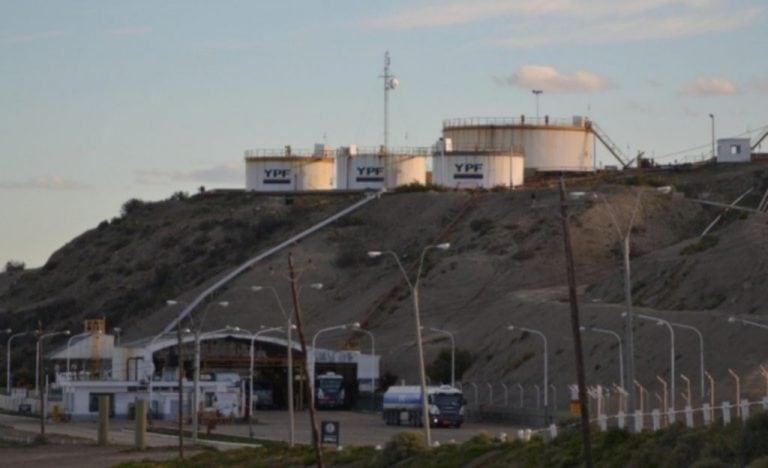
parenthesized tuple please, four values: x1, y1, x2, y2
(731, 145, 741, 155)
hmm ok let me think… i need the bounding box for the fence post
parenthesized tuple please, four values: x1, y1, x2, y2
(98, 395, 109, 446)
(668, 407, 676, 425)
(722, 401, 731, 425)
(634, 410, 644, 433)
(135, 399, 147, 450)
(617, 411, 625, 430)
(684, 406, 693, 428)
(651, 409, 661, 431)
(740, 399, 749, 420)
(702, 403, 712, 425)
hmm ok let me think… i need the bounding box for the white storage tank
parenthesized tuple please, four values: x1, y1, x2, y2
(442, 116, 594, 173)
(433, 138, 524, 189)
(245, 145, 335, 192)
(336, 146, 427, 190)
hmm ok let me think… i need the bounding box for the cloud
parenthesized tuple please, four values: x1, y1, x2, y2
(1, 30, 65, 45)
(680, 76, 739, 96)
(495, 65, 612, 93)
(109, 26, 152, 36)
(367, 1, 765, 47)
(0, 176, 90, 190)
(135, 163, 242, 185)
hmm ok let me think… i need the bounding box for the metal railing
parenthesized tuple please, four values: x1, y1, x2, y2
(442, 116, 584, 128)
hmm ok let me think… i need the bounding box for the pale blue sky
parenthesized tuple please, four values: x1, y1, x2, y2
(2, 0, 767, 267)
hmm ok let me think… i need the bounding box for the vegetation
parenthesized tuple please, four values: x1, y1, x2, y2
(4, 259, 25, 273)
(426, 347, 473, 385)
(680, 234, 719, 255)
(116, 411, 768, 467)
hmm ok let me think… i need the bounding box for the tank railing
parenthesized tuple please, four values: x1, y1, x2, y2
(442, 116, 585, 128)
(336, 146, 430, 156)
(244, 148, 334, 158)
(432, 144, 525, 155)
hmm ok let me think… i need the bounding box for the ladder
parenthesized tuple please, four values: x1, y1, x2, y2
(588, 121, 630, 168)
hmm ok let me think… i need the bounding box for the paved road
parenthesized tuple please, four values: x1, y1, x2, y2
(206, 410, 525, 447)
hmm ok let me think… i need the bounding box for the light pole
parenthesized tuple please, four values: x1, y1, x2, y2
(190, 324, 239, 443)
(352, 324, 376, 408)
(633, 313, 675, 413)
(236, 326, 283, 439)
(728, 316, 768, 331)
(311, 322, 359, 400)
(532, 89, 543, 120)
(6, 330, 29, 395)
(669, 321, 704, 402)
(252, 282, 322, 447)
(709, 113, 715, 158)
(36, 329, 69, 437)
(36, 330, 70, 396)
(426, 327, 455, 387)
(580, 325, 624, 390)
(508, 325, 548, 410)
(368, 243, 450, 448)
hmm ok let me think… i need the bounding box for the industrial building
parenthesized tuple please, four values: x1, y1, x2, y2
(336, 145, 427, 190)
(432, 137, 524, 189)
(245, 144, 335, 192)
(441, 116, 595, 174)
(0, 320, 379, 420)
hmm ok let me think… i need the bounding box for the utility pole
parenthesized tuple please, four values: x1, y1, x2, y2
(37, 320, 44, 439)
(558, 177, 594, 468)
(288, 254, 324, 468)
(177, 321, 184, 460)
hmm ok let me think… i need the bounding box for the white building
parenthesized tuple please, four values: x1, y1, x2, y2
(717, 138, 751, 163)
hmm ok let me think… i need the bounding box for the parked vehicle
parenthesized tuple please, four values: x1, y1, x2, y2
(382, 385, 465, 428)
(315, 371, 346, 409)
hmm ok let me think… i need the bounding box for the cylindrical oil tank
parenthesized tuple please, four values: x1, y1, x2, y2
(336, 146, 427, 190)
(245, 148, 334, 192)
(432, 149, 524, 189)
(442, 116, 594, 173)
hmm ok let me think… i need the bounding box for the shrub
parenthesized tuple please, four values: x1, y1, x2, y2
(470, 218, 495, 235)
(120, 198, 147, 217)
(738, 411, 768, 464)
(378, 431, 427, 466)
(680, 235, 719, 255)
(4, 260, 25, 273)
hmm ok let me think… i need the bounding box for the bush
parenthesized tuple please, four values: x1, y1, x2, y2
(427, 348, 473, 385)
(120, 198, 147, 217)
(470, 218, 495, 235)
(378, 431, 427, 466)
(4, 260, 25, 273)
(739, 411, 768, 464)
(680, 235, 719, 255)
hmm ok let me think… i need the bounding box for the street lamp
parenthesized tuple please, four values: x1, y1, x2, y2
(669, 321, 704, 402)
(580, 325, 624, 389)
(425, 327, 456, 387)
(36, 329, 69, 438)
(632, 313, 675, 413)
(190, 323, 239, 443)
(532, 89, 543, 120)
(728, 316, 768, 331)
(367, 242, 450, 448)
(251, 282, 322, 447)
(310, 322, 359, 399)
(509, 325, 548, 410)
(6, 330, 30, 395)
(351, 324, 376, 407)
(36, 330, 70, 396)
(233, 326, 283, 439)
(709, 113, 715, 159)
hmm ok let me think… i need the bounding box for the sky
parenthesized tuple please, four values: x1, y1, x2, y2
(1, 0, 767, 268)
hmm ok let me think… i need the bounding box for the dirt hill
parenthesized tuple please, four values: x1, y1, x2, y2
(2, 163, 768, 406)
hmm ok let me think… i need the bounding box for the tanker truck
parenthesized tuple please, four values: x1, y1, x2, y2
(382, 384, 465, 428)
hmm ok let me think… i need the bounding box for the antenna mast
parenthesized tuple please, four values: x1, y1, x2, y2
(380, 50, 398, 153)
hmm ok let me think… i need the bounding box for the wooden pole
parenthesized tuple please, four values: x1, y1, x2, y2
(559, 177, 594, 468)
(288, 254, 324, 468)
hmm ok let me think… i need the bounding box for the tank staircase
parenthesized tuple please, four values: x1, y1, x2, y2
(588, 121, 632, 168)
(350, 192, 481, 340)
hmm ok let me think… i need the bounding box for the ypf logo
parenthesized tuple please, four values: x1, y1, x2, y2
(355, 166, 384, 183)
(264, 168, 291, 184)
(453, 162, 483, 179)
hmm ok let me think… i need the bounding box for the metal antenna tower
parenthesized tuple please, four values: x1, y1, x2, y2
(380, 51, 399, 153)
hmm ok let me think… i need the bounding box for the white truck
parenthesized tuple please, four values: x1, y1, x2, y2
(382, 385, 465, 428)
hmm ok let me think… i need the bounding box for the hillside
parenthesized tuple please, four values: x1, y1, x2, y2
(2, 163, 768, 406)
